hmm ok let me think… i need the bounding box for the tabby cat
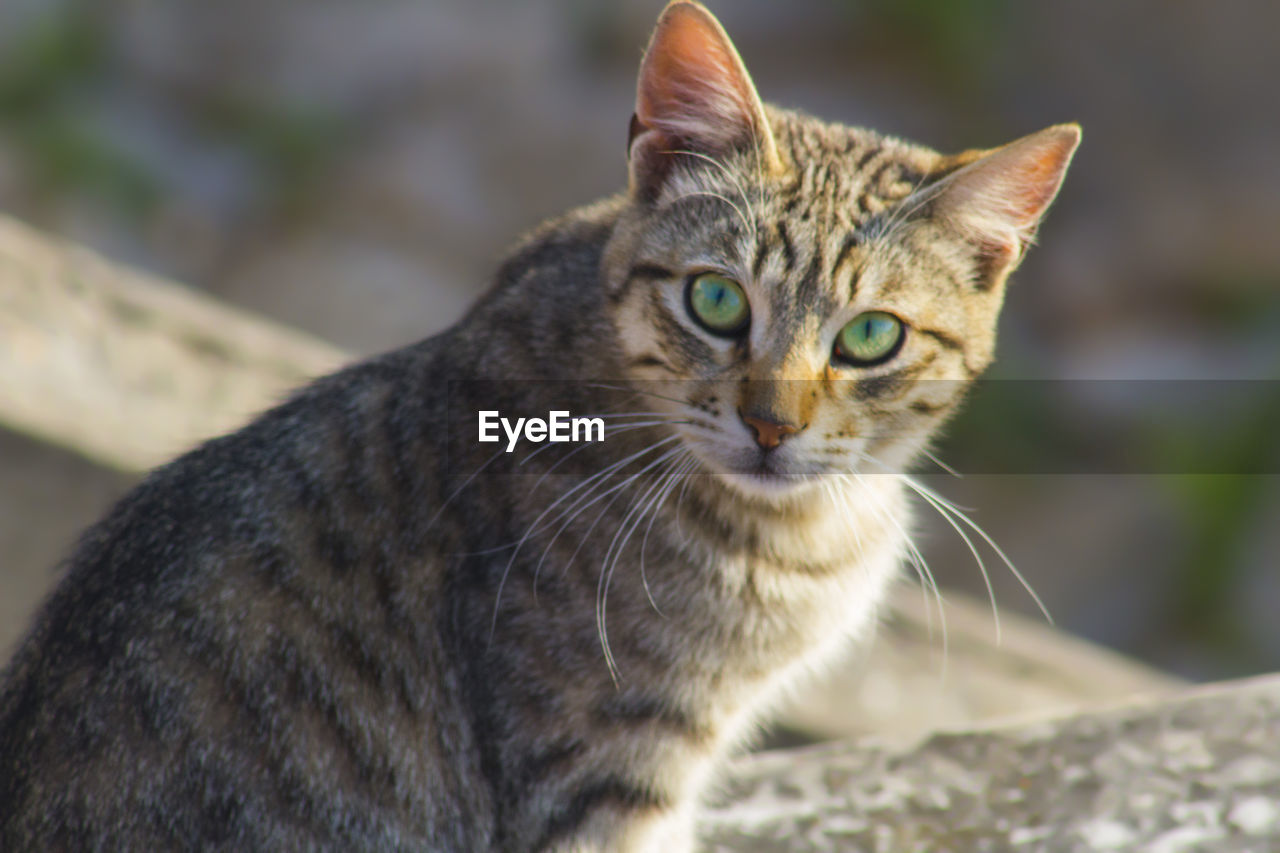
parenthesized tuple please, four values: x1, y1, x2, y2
(0, 2, 1078, 850)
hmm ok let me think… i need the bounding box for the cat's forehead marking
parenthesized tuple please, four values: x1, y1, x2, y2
(767, 110, 933, 230)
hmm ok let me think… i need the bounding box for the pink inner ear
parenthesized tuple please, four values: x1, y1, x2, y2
(939, 125, 1081, 251)
(636, 7, 755, 150)
(1002, 141, 1079, 227)
(631, 2, 774, 167)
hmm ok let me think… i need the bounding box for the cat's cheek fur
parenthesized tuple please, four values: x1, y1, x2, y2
(613, 291, 670, 375)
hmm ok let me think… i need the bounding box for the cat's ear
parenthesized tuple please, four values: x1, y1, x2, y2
(628, 1, 781, 200)
(928, 123, 1081, 288)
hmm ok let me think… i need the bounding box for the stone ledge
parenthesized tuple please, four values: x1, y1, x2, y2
(0, 214, 347, 472)
(703, 674, 1280, 851)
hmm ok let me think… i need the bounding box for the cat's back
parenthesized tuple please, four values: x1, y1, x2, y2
(0, 338, 477, 849)
(0, 197, 622, 850)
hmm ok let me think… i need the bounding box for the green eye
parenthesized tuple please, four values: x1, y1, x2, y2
(835, 311, 904, 365)
(686, 273, 749, 335)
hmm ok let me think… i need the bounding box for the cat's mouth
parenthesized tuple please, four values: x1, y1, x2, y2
(720, 469, 816, 502)
(713, 452, 823, 499)
(742, 468, 806, 486)
(681, 432, 827, 499)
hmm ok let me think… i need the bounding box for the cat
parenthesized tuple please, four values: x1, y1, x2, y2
(0, 2, 1078, 850)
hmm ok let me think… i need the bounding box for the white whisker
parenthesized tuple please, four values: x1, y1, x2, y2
(663, 148, 759, 245)
(529, 437, 685, 583)
(847, 471, 949, 673)
(525, 419, 687, 485)
(639, 453, 698, 612)
(424, 446, 508, 534)
(907, 477, 1053, 626)
(905, 479, 1000, 644)
(846, 443, 1052, 643)
(578, 445, 687, 685)
(921, 448, 963, 478)
(487, 433, 683, 643)
(584, 382, 688, 408)
(598, 450, 690, 664)
(666, 188, 756, 246)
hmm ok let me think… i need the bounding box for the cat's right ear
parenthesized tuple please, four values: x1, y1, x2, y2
(628, 1, 781, 201)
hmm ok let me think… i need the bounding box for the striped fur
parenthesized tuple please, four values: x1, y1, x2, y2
(0, 2, 1076, 850)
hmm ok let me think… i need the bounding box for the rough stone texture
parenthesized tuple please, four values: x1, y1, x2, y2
(703, 675, 1280, 852)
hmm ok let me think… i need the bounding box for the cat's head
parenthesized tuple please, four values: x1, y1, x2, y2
(602, 1, 1078, 502)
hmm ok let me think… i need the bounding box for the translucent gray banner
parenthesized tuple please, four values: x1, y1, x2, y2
(443, 379, 1280, 475)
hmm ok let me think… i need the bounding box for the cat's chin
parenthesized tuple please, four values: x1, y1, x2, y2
(685, 446, 827, 503)
(716, 470, 822, 503)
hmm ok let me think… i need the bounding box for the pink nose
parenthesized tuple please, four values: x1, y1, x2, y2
(740, 413, 801, 450)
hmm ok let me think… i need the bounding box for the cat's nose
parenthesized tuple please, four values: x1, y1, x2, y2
(739, 411, 803, 451)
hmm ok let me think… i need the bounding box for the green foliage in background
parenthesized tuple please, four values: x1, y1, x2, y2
(1161, 385, 1280, 674)
(939, 346, 1280, 677)
(0, 6, 350, 224)
(843, 0, 1013, 92)
(0, 7, 160, 218)
(198, 94, 349, 218)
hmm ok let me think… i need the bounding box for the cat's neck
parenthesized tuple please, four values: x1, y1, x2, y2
(674, 469, 908, 572)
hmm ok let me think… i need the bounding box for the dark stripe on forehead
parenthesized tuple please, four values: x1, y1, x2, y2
(833, 233, 862, 272)
(775, 221, 797, 272)
(868, 159, 903, 190)
(709, 228, 743, 258)
(812, 162, 833, 220)
(751, 239, 769, 280)
(833, 233, 863, 301)
(897, 167, 926, 192)
(794, 249, 825, 310)
(854, 146, 881, 171)
(853, 188, 874, 219)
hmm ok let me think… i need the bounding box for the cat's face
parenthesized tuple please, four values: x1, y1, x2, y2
(606, 117, 987, 501)
(602, 2, 1077, 503)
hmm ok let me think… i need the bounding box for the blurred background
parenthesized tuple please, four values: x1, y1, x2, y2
(0, 0, 1277, 682)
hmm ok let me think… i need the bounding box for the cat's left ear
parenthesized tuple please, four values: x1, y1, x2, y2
(628, 1, 782, 201)
(928, 123, 1081, 288)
